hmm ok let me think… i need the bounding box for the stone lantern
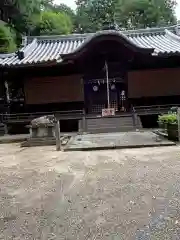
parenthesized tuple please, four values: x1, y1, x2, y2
(28, 115, 55, 139)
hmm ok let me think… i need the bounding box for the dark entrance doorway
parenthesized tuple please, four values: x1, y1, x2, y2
(84, 79, 127, 114)
(81, 40, 130, 115)
(84, 60, 128, 114)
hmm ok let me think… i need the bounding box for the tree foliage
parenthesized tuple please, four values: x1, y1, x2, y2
(76, 0, 116, 32)
(48, 3, 76, 30)
(0, 21, 16, 53)
(34, 10, 73, 35)
(50, 3, 76, 20)
(115, 0, 177, 29)
(0, 0, 73, 52)
(75, 0, 177, 32)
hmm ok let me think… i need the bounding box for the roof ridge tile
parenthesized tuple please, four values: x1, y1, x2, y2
(24, 24, 180, 43)
(1, 24, 180, 66)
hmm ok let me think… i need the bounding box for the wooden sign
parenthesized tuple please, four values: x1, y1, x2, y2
(102, 108, 115, 117)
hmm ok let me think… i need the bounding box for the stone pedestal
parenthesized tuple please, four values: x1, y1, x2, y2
(29, 124, 55, 138)
(21, 115, 72, 148)
(22, 115, 56, 147)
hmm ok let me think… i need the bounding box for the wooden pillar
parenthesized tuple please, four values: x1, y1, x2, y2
(1, 72, 9, 135)
(4, 80, 10, 114)
(4, 80, 10, 101)
(178, 108, 180, 142)
(82, 109, 87, 133)
(4, 124, 8, 135)
(55, 120, 61, 151)
(83, 77, 88, 114)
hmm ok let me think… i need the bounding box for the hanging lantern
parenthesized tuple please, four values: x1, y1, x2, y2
(93, 85, 99, 92)
(121, 90, 125, 96)
(111, 84, 116, 90)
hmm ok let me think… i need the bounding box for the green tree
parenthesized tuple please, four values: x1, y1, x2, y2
(34, 11, 73, 35)
(0, 0, 53, 34)
(75, 0, 177, 33)
(48, 3, 76, 30)
(76, 0, 117, 32)
(0, 21, 16, 53)
(51, 3, 75, 19)
(115, 0, 177, 29)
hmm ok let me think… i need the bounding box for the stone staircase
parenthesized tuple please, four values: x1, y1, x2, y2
(80, 115, 142, 134)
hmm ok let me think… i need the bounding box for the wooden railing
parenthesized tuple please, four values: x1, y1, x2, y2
(0, 104, 179, 123)
(0, 110, 84, 123)
(134, 104, 180, 114)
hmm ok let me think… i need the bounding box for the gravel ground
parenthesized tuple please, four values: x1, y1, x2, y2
(0, 144, 180, 239)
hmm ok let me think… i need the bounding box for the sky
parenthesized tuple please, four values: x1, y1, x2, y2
(54, 0, 76, 10)
(176, 0, 180, 19)
(54, 0, 180, 20)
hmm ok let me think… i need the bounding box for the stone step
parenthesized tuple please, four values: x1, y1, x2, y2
(87, 128, 135, 134)
(87, 125, 134, 130)
(87, 119, 133, 124)
(86, 116, 136, 133)
(79, 115, 142, 133)
(87, 121, 134, 126)
(87, 123, 134, 127)
(88, 125, 135, 129)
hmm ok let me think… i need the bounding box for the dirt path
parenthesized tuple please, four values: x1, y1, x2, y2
(0, 144, 180, 239)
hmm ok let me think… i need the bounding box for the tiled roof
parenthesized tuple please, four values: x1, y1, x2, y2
(1, 25, 180, 67)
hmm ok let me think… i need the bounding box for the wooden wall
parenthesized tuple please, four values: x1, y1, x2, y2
(24, 75, 84, 104)
(24, 67, 180, 105)
(128, 68, 180, 98)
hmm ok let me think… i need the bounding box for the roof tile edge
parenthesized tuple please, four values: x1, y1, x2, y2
(165, 29, 180, 43)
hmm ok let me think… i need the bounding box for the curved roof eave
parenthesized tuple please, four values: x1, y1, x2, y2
(61, 30, 154, 60)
